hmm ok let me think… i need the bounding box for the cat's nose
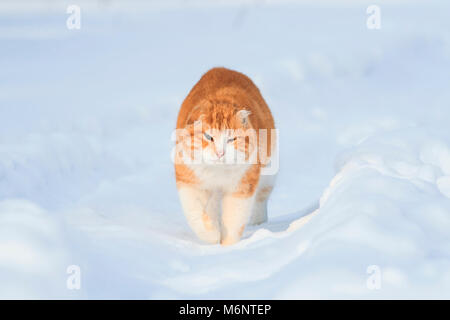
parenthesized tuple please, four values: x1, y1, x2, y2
(216, 150, 225, 159)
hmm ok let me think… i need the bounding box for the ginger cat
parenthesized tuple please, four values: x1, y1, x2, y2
(174, 67, 276, 245)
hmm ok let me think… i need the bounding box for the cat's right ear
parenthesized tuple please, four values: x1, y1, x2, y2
(236, 109, 252, 126)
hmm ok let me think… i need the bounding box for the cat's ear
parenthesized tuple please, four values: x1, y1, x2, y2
(236, 109, 251, 126)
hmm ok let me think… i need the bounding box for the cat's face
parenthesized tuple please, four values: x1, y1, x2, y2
(179, 104, 257, 165)
(200, 127, 247, 164)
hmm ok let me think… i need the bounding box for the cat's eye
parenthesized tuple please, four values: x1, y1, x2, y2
(204, 132, 214, 141)
(227, 137, 237, 143)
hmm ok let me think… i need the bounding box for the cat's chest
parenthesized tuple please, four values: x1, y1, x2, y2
(188, 164, 250, 192)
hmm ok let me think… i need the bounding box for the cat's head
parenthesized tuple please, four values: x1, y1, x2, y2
(180, 101, 257, 165)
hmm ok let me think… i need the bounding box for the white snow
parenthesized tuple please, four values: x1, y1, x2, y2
(0, 0, 450, 298)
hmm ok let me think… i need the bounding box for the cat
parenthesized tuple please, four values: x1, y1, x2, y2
(174, 67, 276, 245)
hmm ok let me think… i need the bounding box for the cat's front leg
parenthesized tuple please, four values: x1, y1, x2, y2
(221, 165, 260, 245)
(178, 186, 221, 244)
(220, 193, 255, 245)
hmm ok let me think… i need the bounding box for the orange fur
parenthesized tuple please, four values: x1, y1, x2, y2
(175, 163, 197, 186)
(232, 164, 260, 198)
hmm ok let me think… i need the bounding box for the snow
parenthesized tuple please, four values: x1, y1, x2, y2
(0, 0, 449, 298)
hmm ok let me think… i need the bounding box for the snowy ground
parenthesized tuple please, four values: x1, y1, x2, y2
(1, 0, 450, 299)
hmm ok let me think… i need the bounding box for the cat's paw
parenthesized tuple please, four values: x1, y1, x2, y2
(220, 224, 245, 245)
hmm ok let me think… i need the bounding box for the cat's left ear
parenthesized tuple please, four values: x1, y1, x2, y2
(236, 109, 251, 126)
